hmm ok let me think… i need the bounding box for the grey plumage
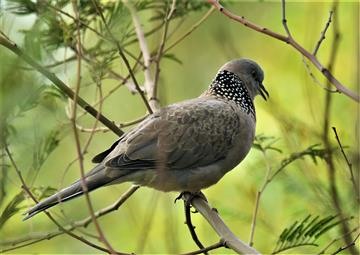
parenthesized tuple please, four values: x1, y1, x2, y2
(23, 58, 268, 220)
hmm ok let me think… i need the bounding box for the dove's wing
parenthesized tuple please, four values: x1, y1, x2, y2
(101, 97, 241, 171)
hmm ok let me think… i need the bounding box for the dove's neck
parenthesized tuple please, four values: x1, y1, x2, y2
(206, 70, 255, 118)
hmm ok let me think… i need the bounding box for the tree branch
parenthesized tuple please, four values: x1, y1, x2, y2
(332, 127, 359, 203)
(184, 201, 207, 253)
(0, 185, 140, 252)
(164, 6, 215, 53)
(321, 4, 358, 254)
(123, 0, 158, 110)
(90, 0, 153, 114)
(180, 240, 225, 255)
(152, 0, 176, 108)
(207, 0, 359, 102)
(70, 1, 115, 252)
(0, 34, 124, 137)
(4, 146, 125, 254)
(182, 193, 261, 254)
(331, 232, 360, 255)
(313, 10, 334, 56)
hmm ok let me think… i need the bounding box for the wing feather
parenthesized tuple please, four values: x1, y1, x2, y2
(101, 98, 240, 171)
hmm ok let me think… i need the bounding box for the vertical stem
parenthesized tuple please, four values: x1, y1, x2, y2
(321, 3, 358, 255)
(71, 1, 115, 253)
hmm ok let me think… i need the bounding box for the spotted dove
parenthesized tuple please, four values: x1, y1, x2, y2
(24, 58, 268, 220)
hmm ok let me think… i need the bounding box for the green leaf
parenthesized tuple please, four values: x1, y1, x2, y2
(163, 53, 183, 65)
(32, 128, 61, 172)
(17, 85, 47, 113)
(32, 186, 57, 201)
(272, 214, 347, 254)
(0, 192, 25, 229)
(6, 0, 38, 15)
(253, 134, 282, 153)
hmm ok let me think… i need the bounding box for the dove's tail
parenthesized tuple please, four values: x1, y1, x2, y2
(23, 164, 117, 220)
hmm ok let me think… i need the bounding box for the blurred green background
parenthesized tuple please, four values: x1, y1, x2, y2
(0, 0, 359, 254)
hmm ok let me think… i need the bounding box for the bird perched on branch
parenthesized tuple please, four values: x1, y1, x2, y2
(24, 58, 268, 220)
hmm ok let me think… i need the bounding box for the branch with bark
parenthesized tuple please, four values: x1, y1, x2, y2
(0, 4, 257, 254)
(207, 0, 359, 103)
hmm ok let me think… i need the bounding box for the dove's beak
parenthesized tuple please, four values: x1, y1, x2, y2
(258, 83, 269, 101)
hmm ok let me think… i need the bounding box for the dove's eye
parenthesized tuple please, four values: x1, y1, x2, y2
(251, 70, 258, 80)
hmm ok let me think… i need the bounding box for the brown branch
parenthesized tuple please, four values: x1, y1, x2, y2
(317, 227, 359, 254)
(180, 240, 225, 255)
(332, 127, 359, 203)
(0, 185, 140, 252)
(164, 6, 215, 53)
(207, 0, 359, 102)
(331, 232, 360, 255)
(4, 146, 124, 254)
(0, 35, 124, 137)
(248, 152, 272, 246)
(313, 10, 334, 56)
(151, 0, 176, 108)
(76, 53, 144, 121)
(184, 201, 207, 253)
(70, 1, 115, 252)
(182, 193, 260, 254)
(321, 4, 358, 254)
(91, 0, 153, 114)
(76, 115, 147, 133)
(302, 57, 338, 92)
(281, 0, 292, 37)
(46, 3, 142, 66)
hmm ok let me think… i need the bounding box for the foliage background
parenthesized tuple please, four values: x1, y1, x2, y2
(0, 0, 359, 254)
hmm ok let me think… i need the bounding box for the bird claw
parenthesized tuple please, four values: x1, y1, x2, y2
(174, 191, 207, 207)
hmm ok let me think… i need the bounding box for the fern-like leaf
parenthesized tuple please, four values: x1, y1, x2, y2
(272, 214, 347, 254)
(253, 134, 282, 153)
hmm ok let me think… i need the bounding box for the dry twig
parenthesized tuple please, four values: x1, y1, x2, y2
(4, 146, 124, 254)
(207, 0, 359, 102)
(70, 1, 115, 252)
(184, 201, 207, 253)
(332, 127, 359, 202)
(91, 0, 153, 114)
(182, 193, 260, 254)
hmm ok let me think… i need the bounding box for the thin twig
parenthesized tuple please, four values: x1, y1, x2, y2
(76, 115, 147, 133)
(317, 227, 359, 254)
(0, 185, 140, 252)
(0, 34, 124, 137)
(180, 240, 225, 255)
(4, 146, 123, 254)
(164, 7, 215, 53)
(207, 0, 359, 102)
(135, 192, 160, 253)
(274, 242, 319, 254)
(321, 4, 358, 254)
(76, 53, 144, 120)
(281, 0, 292, 37)
(152, 0, 176, 108)
(123, 0, 157, 110)
(332, 127, 359, 203)
(184, 201, 207, 253)
(70, 2, 115, 253)
(46, 3, 142, 65)
(248, 151, 272, 246)
(248, 190, 260, 247)
(331, 232, 360, 255)
(91, 0, 153, 114)
(313, 10, 334, 56)
(182, 193, 260, 254)
(302, 57, 338, 92)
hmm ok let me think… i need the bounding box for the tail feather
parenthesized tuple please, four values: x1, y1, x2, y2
(23, 164, 115, 220)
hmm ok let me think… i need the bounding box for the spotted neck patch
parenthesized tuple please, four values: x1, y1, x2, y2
(209, 70, 255, 117)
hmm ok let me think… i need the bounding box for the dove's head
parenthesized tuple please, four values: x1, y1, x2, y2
(214, 59, 269, 101)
